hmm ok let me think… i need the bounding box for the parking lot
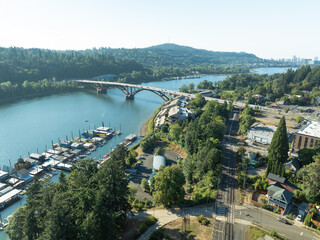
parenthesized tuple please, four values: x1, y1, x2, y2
(128, 149, 180, 200)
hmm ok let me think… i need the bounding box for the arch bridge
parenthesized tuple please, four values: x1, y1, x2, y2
(76, 80, 192, 101)
(75, 80, 232, 106)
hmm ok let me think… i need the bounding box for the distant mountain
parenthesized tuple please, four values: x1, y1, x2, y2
(84, 43, 265, 67)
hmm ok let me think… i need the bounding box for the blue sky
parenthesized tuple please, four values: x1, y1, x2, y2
(0, 0, 319, 59)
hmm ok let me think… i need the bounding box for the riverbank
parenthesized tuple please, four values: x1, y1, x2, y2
(0, 88, 84, 105)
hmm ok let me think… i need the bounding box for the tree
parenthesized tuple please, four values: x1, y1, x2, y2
(179, 84, 188, 93)
(188, 83, 195, 92)
(266, 116, 289, 176)
(5, 207, 26, 240)
(141, 178, 150, 192)
(297, 154, 320, 203)
(151, 165, 185, 206)
(154, 147, 165, 156)
(296, 116, 304, 124)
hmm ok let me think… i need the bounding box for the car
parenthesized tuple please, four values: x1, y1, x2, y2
(297, 215, 303, 222)
(277, 217, 287, 224)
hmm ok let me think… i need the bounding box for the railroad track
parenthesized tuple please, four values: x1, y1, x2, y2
(213, 111, 239, 240)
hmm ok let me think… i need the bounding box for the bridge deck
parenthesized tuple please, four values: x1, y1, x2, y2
(76, 80, 239, 105)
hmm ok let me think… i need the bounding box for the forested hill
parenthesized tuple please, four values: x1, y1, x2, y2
(84, 43, 265, 67)
(0, 47, 146, 83)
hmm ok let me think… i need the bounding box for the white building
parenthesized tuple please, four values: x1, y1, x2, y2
(247, 122, 277, 145)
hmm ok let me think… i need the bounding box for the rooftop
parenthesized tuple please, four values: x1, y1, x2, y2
(153, 155, 166, 170)
(267, 185, 294, 204)
(248, 122, 277, 135)
(296, 121, 320, 138)
(267, 173, 286, 184)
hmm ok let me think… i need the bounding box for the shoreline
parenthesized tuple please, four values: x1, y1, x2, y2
(140, 117, 151, 137)
(0, 89, 84, 105)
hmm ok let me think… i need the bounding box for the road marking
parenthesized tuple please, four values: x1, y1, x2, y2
(300, 232, 303, 236)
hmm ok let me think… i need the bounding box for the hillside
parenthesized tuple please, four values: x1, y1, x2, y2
(85, 43, 266, 67)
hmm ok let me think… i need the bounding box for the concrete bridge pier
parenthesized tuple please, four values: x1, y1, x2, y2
(125, 94, 134, 100)
(96, 87, 107, 94)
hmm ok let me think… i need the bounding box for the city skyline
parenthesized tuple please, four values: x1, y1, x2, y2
(0, 0, 319, 60)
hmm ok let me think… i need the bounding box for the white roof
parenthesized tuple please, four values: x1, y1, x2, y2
(96, 127, 112, 132)
(153, 155, 166, 170)
(296, 121, 320, 138)
(83, 143, 93, 148)
(0, 189, 21, 204)
(0, 170, 8, 178)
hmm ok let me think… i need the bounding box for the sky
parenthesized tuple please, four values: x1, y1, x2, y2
(0, 0, 319, 60)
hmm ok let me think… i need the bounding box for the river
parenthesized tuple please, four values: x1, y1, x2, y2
(0, 67, 293, 238)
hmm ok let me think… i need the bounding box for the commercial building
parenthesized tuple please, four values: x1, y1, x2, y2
(247, 123, 277, 145)
(153, 155, 166, 170)
(292, 121, 320, 152)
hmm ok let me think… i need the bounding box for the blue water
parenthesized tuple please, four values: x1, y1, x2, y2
(0, 67, 289, 239)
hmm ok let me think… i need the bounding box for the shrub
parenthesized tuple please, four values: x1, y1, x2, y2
(135, 223, 148, 238)
(286, 213, 294, 220)
(197, 215, 205, 223)
(150, 228, 172, 240)
(145, 216, 157, 226)
(269, 229, 278, 237)
(197, 215, 209, 225)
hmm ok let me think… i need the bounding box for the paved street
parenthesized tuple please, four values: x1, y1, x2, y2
(234, 205, 320, 240)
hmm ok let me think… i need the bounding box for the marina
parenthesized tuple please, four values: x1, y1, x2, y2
(0, 122, 138, 219)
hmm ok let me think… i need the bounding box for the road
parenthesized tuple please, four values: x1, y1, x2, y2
(234, 205, 320, 240)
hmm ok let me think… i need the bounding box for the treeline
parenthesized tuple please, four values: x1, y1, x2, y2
(218, 65, 320, 105)
(153, 95, 231, 204)
(6, 146, 132, 240)
(0, 78, 80, 99)
(0, 47, 145, 84)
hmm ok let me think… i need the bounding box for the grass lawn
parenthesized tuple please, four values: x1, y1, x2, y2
(162, 217, 214, 240)
(247, 226, 267, 240)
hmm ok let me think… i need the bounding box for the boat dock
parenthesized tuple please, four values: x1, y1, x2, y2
(0, 124, 138, 211)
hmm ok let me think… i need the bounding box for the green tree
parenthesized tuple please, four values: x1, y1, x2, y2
(296, 116, 304, 124)
(188, 83, 195, 92)
(266, 116, 289, 176)
(151, 165, 186, 206)
(141, 178, 150, 192)
(297, 154, 320, 203)
(179, 84, 188, 93)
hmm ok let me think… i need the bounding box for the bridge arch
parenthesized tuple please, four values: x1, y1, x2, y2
(81, 81, 172, 101)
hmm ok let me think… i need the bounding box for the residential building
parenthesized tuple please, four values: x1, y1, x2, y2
(284, 158, 300, 173)
(292, 121, 320, 152)
(267, 185, 294, 211)
(247, 123, 277, 145)
(267, 173, 298, 192)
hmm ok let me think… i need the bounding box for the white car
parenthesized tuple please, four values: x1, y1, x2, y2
(297, 215, 303, 222)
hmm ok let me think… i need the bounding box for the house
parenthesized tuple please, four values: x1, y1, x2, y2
(267, 173, 298, 192)
(292, 121, 320, 152)
(153, 155, 166, 170)
(71, 142, 83, 150)
(0, 170, 9, 181)
(253, 94, 264, 100)
(247, 123, 277, 145)
(17, 169, 33, 183)
(168, 106, 188, 121)
(29, 153, 45, 161)
(267, 185, 294, 211)
(285, 158, 300, 173)
(60, 140, 72, 148)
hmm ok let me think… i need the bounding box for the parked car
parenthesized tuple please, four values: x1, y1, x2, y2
(297, 215, 303, 222)
(277, 217, 288, 224)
